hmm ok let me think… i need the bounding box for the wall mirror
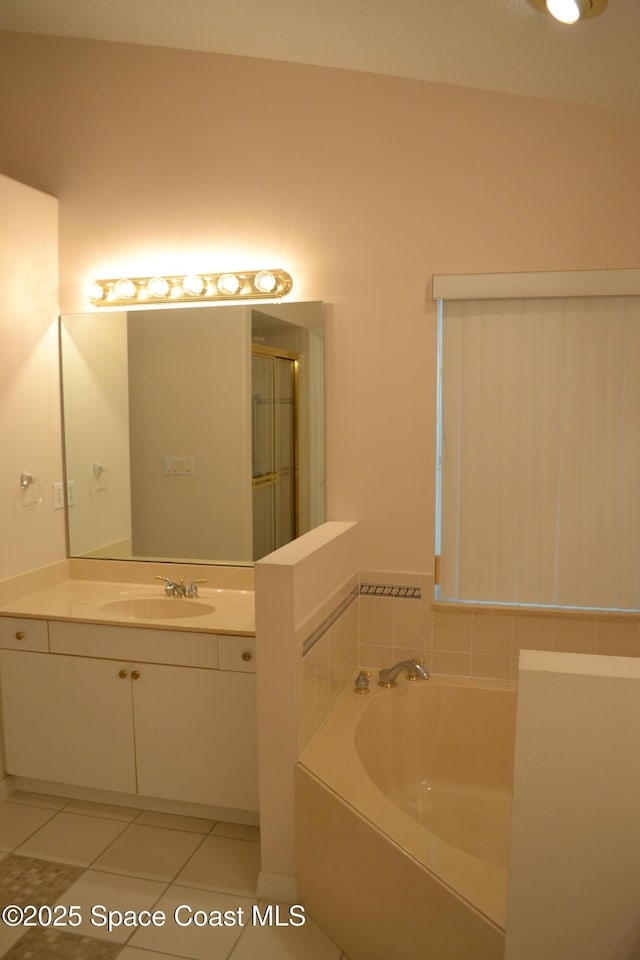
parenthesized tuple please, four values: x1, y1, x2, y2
(59, 301, 325, 565)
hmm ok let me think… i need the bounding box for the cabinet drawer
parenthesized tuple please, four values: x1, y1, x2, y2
(218, 635, 256, 673)
(49, 620, 218, 669)
(0, 617, 48, 652)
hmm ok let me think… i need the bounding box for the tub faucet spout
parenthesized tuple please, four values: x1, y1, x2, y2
(378, 659, 430, 688)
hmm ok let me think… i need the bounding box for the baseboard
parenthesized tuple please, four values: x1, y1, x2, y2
(0, 775, 15, 801)
(257, 872, 298, 904)
(15, 777, 259, 826)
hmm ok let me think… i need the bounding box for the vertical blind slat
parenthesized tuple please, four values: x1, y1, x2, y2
(439, 295, 640, 612)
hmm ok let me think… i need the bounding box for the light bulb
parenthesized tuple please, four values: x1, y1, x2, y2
(545, 0, 582, 23)
(182, 274, 205, 296)
(254, 271, 277, 294)
(114, 278, 136, 300)
(217, 273, 241, 296)
(147, 276, 170, 298)
(88, 281, 106, 301)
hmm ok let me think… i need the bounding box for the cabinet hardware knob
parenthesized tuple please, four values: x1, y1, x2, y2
(131, 670, 140, 680)
(15, 631, 25, 640)
(241, 651, 253, 662)
(118, 669, 128, 679)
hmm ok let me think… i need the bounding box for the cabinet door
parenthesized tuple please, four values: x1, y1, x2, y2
(0, 651, 136, 793)
(132, 663, 258, 811)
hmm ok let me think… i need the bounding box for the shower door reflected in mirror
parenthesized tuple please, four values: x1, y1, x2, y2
(252, 350, 297, 560)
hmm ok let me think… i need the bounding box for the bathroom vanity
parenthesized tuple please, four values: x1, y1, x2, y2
(0, 575, 258, 822)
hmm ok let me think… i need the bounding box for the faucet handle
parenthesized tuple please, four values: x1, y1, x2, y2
(407, 658, 430, 681)
(155, 576, 175, 594)
(186, 579, 207, 598)
(155, 575, 185, 596)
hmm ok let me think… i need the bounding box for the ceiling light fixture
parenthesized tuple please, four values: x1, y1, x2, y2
(88, 268, 293, 308)
(529, 0, 608, 23)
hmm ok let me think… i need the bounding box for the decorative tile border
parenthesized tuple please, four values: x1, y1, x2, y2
(302, 583, 359, 658)
(360, 583, 422, 600)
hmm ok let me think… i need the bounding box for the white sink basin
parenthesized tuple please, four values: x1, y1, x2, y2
(100, 597, 216, 620)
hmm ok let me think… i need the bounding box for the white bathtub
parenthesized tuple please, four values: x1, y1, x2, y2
(296, 675, 516, 960)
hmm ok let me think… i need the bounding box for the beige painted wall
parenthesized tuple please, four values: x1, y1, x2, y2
(1, 30, 639, 573)
(0, 172, 64, 581)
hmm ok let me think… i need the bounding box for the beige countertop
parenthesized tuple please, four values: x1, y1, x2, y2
(0, 578, 255, 636)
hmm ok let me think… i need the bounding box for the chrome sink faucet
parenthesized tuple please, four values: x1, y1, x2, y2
(378, 659, 430, 688)
(155, 576, 207, 598)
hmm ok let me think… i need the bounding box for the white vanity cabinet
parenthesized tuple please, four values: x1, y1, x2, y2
(1, 650, 137, 792)
(0, 618, 258, 813)
(133, 662, 257, 808)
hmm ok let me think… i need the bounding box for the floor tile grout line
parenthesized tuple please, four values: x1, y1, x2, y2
(2, 805, 60, 855)
(115, 845, 259, 953)
(0, 854, 174, 953)
(115, 944, 192, 960)
(117, 870, 176, 949)
(87, 815, 132, 869)
(207, 833, 260, 845)
(6, 804, 132, 867)
(13, 817, 256, 888)
(7, 794, 260, 839)
(78, 822, 212, 948)
(225, 916, 255, 960)
(165, 830, 210, 886)
(0, 798, 263, 958)
(153, 879, 259, 899)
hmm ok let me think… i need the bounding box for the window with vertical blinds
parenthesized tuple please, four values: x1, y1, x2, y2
(436, 295, 640, 612)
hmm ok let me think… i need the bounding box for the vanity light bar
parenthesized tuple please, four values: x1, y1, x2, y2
(88, 269, 293, 307)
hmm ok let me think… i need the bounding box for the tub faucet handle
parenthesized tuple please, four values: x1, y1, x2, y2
(407, 658, 429, 681)
(354, 670, 371, 694)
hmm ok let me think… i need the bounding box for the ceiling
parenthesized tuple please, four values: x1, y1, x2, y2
(0, 0, 639, 114)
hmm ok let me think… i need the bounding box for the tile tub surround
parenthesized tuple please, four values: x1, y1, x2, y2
(0, 793, 343, 960)
(297, 577, 359, 753)
(431, 607, 640, 681)
(358, 570, 433, 676)
(358, 571, 640, 681)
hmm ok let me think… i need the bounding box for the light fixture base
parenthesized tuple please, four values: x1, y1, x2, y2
(528, 0, 608, 20)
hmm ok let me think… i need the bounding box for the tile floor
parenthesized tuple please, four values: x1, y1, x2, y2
(0, 791, 345, 960)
